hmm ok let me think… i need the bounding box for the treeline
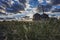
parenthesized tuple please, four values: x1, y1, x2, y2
(0, 19, 60, 40)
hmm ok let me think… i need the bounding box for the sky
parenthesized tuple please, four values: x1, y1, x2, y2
(0, 0, 60, 18)
(29, 0, 60, 7)
(0, 0, 60, 13)
(0, 0, 60, 12)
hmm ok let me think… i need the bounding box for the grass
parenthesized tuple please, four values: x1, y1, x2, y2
(0, 19, 60, 40)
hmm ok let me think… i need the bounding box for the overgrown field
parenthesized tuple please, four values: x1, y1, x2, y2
(0, 19, 60, 40)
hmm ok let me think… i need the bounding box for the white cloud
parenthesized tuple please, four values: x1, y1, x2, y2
(14, 0, 19, 1)
(26, 0, 30, 3)
(46, 0, 51, 3)
(25, 0, 30, 10)
(11, 1, 14, 4)
(38, 0, 44, 3)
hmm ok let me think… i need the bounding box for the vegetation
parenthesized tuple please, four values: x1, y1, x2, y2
(0, 19, 60, 40)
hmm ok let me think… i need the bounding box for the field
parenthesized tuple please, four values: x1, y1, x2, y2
(0, 19, 60, 40)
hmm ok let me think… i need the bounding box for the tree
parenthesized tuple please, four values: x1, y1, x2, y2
(33, 13, 41, 21)
(37, 4, 43, 12)
(37, 4, 52, 13)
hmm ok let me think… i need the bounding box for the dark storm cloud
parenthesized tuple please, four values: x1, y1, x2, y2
(51, 0, 60, 5)
(0, 0, 10, 7)
(19, 0, 26, 7)
(6, 2, 24, 13)
(0, 0, 27, 13)
(9, 0, 26, 13)
(19, 0, 26, 4)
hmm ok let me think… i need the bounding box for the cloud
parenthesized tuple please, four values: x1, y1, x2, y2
(6, 2, 25, 13)
(19, 0, 26, 4)
(26, 0, 30, 3)
(37, 3, 52, 12)
(0, 0, 27, 13)
(29, 0, 39, 7)
(46, 0, 51, 4)
(38, 0, 44, 3)
(51, 0, 60, 5)
(0, 0, 10, 7)
(19, 0, 26, 3)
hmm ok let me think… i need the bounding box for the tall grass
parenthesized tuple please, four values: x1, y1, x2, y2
(0, 19, 60, 40)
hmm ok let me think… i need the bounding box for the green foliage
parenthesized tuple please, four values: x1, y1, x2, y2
(0, 20, 60, 40)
